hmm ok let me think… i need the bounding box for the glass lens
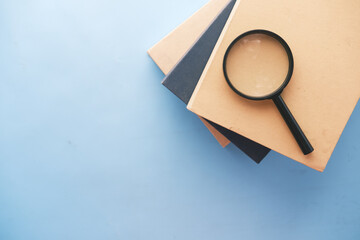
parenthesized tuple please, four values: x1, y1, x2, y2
(225, 33, 289, 98)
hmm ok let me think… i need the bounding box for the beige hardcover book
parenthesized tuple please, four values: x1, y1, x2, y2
(148, 0, 231, 147)
(148, 0, 230, 74)
(188, 0, 360, 171)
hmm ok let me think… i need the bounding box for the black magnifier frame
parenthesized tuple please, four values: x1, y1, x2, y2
(223, 29, 314, 155)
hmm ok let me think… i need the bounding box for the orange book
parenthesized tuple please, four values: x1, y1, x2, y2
(148, 0, 231, 147)
(188, 0, 360, 171)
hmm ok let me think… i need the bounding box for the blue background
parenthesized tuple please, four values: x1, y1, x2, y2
(0, 0, 359, 239)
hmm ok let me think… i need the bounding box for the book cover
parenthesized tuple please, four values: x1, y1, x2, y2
(148, 0, 229, 75)
(162, 0, 270, 163)
(148, 0, 231, 147)
(188, 0, 360, 171)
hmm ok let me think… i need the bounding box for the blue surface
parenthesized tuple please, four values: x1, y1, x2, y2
(0, 0, 359, 239)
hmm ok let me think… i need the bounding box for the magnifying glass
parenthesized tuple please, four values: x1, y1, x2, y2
(223, 29, 314, 155)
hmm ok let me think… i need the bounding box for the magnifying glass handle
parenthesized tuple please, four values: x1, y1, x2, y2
(272, 95, 314, 155)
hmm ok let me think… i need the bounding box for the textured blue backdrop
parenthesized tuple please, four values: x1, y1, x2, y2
(0, 0, 359, 239)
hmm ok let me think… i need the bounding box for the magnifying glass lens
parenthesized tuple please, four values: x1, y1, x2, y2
(225, 34, 289, 98)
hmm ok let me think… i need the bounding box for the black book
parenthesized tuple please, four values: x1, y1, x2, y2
(162, 0, 270, 163)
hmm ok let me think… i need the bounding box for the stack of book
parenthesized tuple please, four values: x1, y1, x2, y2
(148, 0, 360, 172)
